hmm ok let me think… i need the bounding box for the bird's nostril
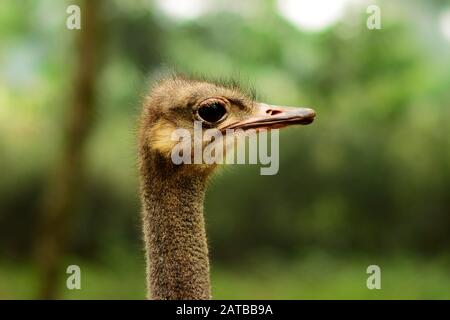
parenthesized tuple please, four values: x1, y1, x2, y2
(266, 109, 282, 116)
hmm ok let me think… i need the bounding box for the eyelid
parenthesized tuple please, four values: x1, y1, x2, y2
(198, 97, 227, 107)
(194, 97, 229, 113)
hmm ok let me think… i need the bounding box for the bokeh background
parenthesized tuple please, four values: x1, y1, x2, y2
(1, 0, 450, 299)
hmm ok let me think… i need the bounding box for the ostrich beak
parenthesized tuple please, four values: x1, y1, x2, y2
(222, 103, 316, 131)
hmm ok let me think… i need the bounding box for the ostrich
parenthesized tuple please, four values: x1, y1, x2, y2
(138, 75, 316, 300)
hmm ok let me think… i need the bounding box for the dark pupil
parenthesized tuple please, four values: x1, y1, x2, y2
(198, 103, 226, 123)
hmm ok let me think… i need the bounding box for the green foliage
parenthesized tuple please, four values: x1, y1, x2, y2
(2, 254, 450, 299)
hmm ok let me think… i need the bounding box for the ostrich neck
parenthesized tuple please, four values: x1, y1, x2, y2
(140, 153, 211, 300)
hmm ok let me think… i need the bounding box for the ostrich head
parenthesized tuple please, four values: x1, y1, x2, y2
(138, 75, 316, 299)
(139, 76, 316, 176)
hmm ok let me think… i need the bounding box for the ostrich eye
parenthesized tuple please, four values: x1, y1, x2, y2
(197, 101, 227, 124)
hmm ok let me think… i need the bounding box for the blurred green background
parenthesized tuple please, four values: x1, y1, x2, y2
(1, 0, 450, 299)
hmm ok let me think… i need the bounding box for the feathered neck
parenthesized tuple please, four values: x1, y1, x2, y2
(139, 148, 211, 299)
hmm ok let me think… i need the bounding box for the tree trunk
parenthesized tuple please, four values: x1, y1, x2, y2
(35, 0, 104, 299)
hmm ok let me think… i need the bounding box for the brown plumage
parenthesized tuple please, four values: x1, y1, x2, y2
(138, 75, 315, 300)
